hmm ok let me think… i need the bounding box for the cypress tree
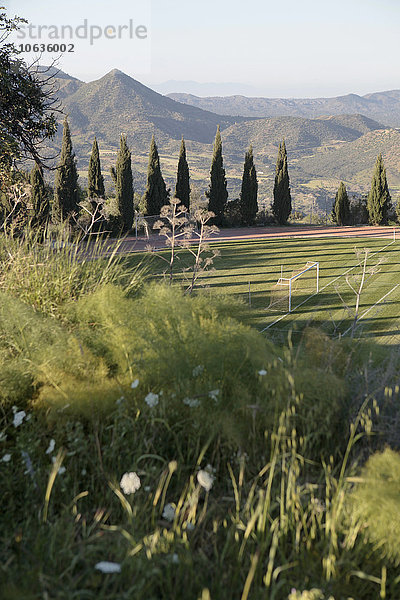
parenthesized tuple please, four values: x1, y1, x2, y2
(272, 139, 292, 225)
(87, 137, 105, 202)
(53, 117, 79, 220)
(175, 137, 190, 211)
(111, 135, 134, 231)
(30, 162, 49, 226)
(239, 145, 258, 226)
(333, 182, 350, 225)
(206, 125, 228, 226)
(143, 135, 169, 215)
(367, 154, 391, 225)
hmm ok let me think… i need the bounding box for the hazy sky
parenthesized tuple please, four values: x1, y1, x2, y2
(7, 0, 400, 97)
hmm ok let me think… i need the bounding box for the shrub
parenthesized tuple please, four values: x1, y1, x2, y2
(349, 447, 400, 565)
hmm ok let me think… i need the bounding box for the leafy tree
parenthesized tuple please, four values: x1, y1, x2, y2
(332, 181, 350, 225)
(367, 154, 391, 225)
(143, 135, 169, 216)
(87, 137, 105, 202)
(272, 140, 292, 225)
(239, 145, 258, 226)
(30, 162, 49, 226)
(0, 9, 57, 181)
(110, 135, 134, 231)
(206, 126, 228, 226)
(53, 118, 79, 220)
(396, 198, 400, 224)
(175, 137, 190, 211)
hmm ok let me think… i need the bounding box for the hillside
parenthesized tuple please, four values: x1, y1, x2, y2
(53, 69, 245, 151)
(167, 90, 400, 127)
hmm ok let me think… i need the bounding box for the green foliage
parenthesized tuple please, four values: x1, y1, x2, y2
(349, 448, 400, 565)
(206, 126, 228, 226)
(239, 145, 258, 226)
(0, 10, 57, 172)
(30, 162, 49, 226)
(175, 137, 190, 211)
(112, 134, 134, 231)
(143, 135, 169, 216)
(332, 182, 350, 226)
(53, 118, 80, 220)
(367, 154, 391, 225)
(87, 137, 105, 200)
(272, 139, 292, 225)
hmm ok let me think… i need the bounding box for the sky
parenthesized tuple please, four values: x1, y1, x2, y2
(6, 0, 400, 97)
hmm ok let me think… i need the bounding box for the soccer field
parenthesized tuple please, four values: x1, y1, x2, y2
(194, 236, 400, 344)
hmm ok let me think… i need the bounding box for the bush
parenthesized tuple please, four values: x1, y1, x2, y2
(349, 447, 400, 565)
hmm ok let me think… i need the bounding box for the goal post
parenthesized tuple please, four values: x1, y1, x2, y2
(268, 261, 319, 313)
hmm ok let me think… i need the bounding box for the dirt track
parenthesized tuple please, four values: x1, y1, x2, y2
(106, 224, 400, 255)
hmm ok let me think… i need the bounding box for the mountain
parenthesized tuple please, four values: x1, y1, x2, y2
(151, 80, 261, 96)
(55, 69, 246, 150)
(167, 90, 400, 128)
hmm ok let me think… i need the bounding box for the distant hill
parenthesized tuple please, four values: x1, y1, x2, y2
(167, 90, 400, 128)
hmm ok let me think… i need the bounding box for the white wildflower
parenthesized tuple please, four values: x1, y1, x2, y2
(144, 485, 151, 492)
(183, 397, 200, 408)
(192, 364, 204, 377)
(120, 471, 141, 495)
(258, 369, 267, 376)
(2, 453, 11, 463)
(13, 410, 26, 428)
(145, 392, 159, 408)
(197, 469, 214, 492)
(209, 389, 219, 402)
(46, 439, 56, 455)
(171, 553, 179, 564)
(186, 522, 195, 531)
(25, 414, 31, 421)
(116, 396, 125, 405)
(162, 503, 176, 522)
(131, 379, 139, 389)
(95, 561, 121, 574)
(12, 406, 18, 414)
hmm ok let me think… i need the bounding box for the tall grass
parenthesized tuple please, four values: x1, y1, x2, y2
(0, 223, 143, 317)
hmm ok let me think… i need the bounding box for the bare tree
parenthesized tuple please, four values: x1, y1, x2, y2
(336, 248, 385, 338)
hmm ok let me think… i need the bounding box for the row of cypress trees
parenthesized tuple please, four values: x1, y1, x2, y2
(47, 118, 292, 231)
(332, 154, 392, 226)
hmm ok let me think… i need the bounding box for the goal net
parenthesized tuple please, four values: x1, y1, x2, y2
(268, 261, 319, 312)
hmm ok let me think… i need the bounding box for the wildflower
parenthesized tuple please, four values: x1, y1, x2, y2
(116, 396, 125, 405)
(95, 561, 121, 574)
(171, 553, 179, 564)
(192, 364, 204, 377)
(208, 389, 219, 402)
(145, 392, 159, 408)
(183, 397, 200, 408)
(197, 469, 214, 492)
(162, 503, 176, 522)
(2, 453, 11, 463)
(13, 410, 26, 428)
(46, 439, 56, 455)
(258, 369, 267, 376)
(131, 379, 139, 389)
(120, 471, 141, 495)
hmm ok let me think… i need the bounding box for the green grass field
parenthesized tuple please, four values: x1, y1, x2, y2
(133, 236, 400, 345)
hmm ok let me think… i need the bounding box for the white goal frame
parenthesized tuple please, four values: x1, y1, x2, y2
(272, 261, 319, 312)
